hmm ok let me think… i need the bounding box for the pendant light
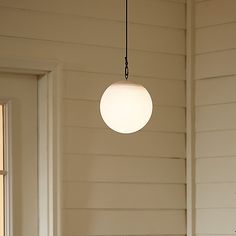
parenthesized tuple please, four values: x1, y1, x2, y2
(100, 0, 153, 134)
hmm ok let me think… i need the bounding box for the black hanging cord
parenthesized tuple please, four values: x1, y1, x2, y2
(124, 0, 129, 80)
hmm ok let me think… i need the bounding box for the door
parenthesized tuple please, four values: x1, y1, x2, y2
(0, 72, 38, 236)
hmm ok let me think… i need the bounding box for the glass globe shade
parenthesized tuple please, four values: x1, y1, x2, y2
(100, 80, 153, 134)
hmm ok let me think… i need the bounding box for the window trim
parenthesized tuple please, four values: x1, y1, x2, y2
(4, 102, 11, 236)
(0, 101, 12, 236)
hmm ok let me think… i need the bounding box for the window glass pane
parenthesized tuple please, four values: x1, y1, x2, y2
(0, 175, 4, 236)
(0, 105, 3, 171)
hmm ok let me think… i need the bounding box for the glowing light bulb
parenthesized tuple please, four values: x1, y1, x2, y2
(100, 80, 153, 134)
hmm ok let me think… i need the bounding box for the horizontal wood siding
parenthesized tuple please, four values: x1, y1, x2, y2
(196, 130, 236, 158)
(0, 36, 185, 79)
(196, 103, 236, 131)
(0, 1, 186, 236)
(64, 127, 185, 157)
(196, 22, 236, 54)
(63, 210, 186, 235)
(0, 0, 186, 28)
(63, 183, 186, 209)
(64, 70, 186, 104)
(195, 1, 236, 236)
(196, 0, 236, 28)
(64, 100, 185, 132)
(196, 209, 236, 234)
(0, 7, 185, 55)
(195, 76, 236, 105)
(196, 157, 236, 183)
(196, 183, 236, 208)
(63, 155, 185, 183)
(196, 50, 236, 79)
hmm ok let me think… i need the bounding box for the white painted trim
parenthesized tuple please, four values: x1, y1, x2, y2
(0, 57, 61, 74)
(0, 57, 62, 236)
(186, 1, 196, 236)
(3, 101, 13, 236)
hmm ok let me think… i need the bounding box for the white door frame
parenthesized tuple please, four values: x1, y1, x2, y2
(0, 57, 62, 236)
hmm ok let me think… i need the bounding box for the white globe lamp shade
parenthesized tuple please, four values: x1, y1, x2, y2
(100, 80, 153, 134)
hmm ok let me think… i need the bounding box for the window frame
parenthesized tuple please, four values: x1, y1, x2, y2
(0, 102, 11, 236)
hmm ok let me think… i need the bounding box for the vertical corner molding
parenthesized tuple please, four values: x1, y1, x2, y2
(38, 63, 63, 236)
(186, 1, 196, 236)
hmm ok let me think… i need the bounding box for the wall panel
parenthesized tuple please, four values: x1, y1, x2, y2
(196, 183, 236, 208)
(64, 100, 185, 132)
(196, 0, 236, 28)
(196, 103, 236, 131)
(195, 76, 236, 105)
(64, 70, 186, 105)
(0, 0, 186, 28)
(63, 183, 186, 209)
(195, 1, 236, 235)
(0, 7, 185, 55)
(64, 127, 185, 157)
(196, 23, 236, 54)
(196, 130, 236, 158)
(196, 50, 236, 79)
(196, 157, 236, 183)
(0, 36, 185, 79)
(63, 155, 186, 183)
(63, 209, 186, 235)
(196, 209, 236, 234)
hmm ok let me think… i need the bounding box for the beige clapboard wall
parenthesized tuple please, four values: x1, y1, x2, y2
(0, 0, 186, 235)
(195, 0, 236, 235)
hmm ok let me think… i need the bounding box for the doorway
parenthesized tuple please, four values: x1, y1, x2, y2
(0, 66, 60, 236)
(0, 72, 38, 236)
